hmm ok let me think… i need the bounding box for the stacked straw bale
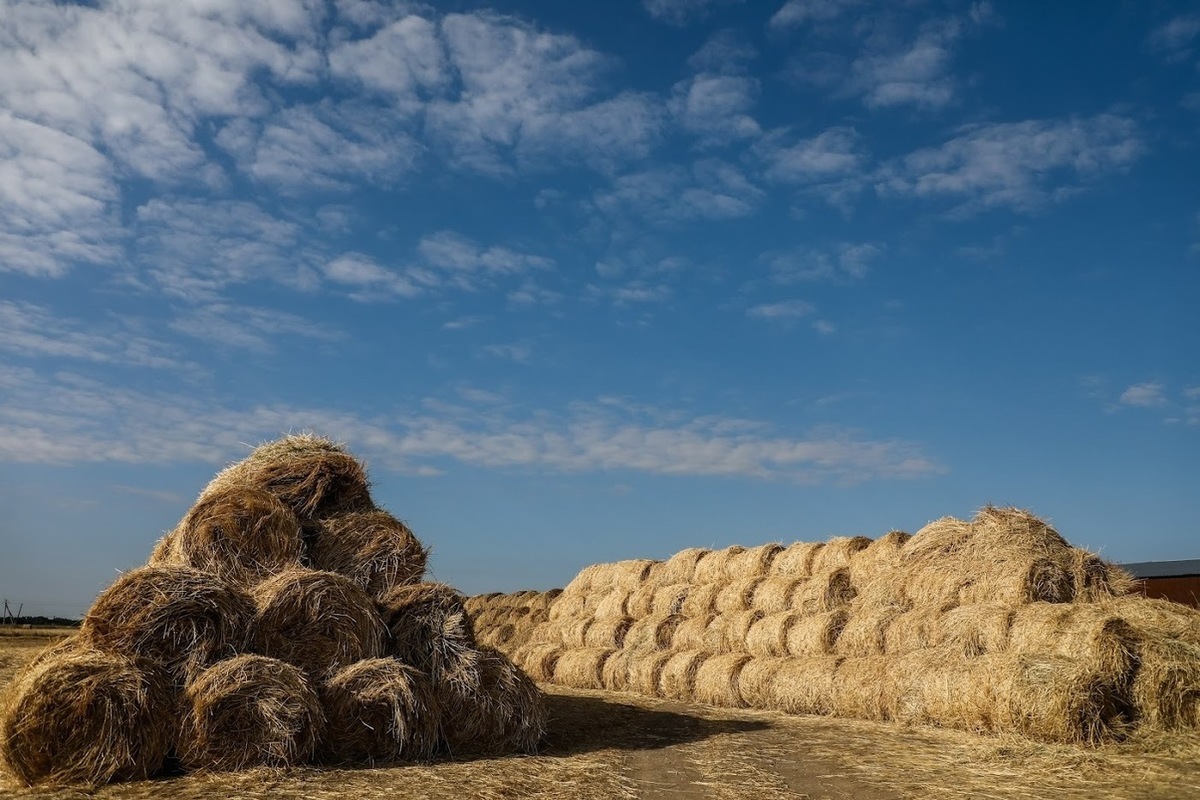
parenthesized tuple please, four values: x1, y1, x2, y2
(472, 505, 1200, 745)
(0, 434, 544, 788)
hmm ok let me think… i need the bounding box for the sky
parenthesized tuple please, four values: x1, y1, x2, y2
(0, 0, 1197, 619)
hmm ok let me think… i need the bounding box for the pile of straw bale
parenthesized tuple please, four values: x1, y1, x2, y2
(0, 435, 544, 787)
(481, 506, 1200, 744)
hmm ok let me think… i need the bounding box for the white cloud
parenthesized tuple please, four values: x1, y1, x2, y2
(596, 160, 764, 224)
(1119, 382, 1168, 408)
(812, 320, 836, 336)
(643, 0, 747, 26)
(747, 299, 814, 320)
(0, 301, 182, 369)
(757, 126, 865, 184)
(761, 242, 882, 283)
(479, 342, 533, 363)
(1147, 14, 1200, 62)
(769, 0, 864, 31)
(879, 115, 1143, 214)
(323, 252, 427, 300)
(508, 282, 564, 307)
(670, 73, 761, 145)
(850, 20, 961, 110)
(168, 303, 341, 353)
(328, 14, 448, 106)
(419, 231, 553, 277)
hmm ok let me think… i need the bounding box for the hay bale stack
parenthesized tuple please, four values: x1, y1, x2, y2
(680, 583, 722, 617)
(162, 486, 304, 584)
(835, 606, 903, 657)
(309, 510, 428, 598)
(1128, 635, 1200, 730)
(938, 603, 1014, 657)
(510, 643, 562, 683)
(786, 610, 849, 657)
(714, 578, 762, 614)
(771, 541, 824, 578)
(792, 567, 856, 615)
(179, 655, 324, 771)
(650, 583, 691, 616)
(847, 530, 910, 585)
(81, 565, 254, 686)
(771, 656, 841, 715)
(751, 577, 803, 615)
(251, 568, 386, 679)
(321, 658, 439, 765)
(0, 649, 173, 787)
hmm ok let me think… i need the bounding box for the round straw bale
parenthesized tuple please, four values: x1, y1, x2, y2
(882, 604, 949, 656)
(627, 649, 675, 697)
(745, 612, 793, 658)
(659, 650, 706, 701)
(550, 617, 595, 649)
(658, 547, 710, 584)
(481, 623, 517, 649)
(81, 565, 254, 686)
(320, 657, 439, 765)
(994, 652, 1133, 743)
(693, 653, 753, 708)
(204, 434, 373, 521)
(713, 578, 762, 615)
(772, 656, 841, 715)
(738, 657, 784, 709)
(957, 558, 1075, 605)
(0, 648, 172, 786)
(551, 648, 613, 690)
(810, 536, 872, 574)
(847, 530, 910, 584)
(903, 516, 974, 561)
(693, 546, 746, 584)
(671, 615, 714, 651)
(750, 577, 803, 615)
(377, 582, 477, 682)
(146, 530, 177, 566)
(889, 649, 997, 733)
(600, 648, 635, 692)
(726, 543, 784, 579)
(548, 592, 587, 622)
(626, 582, 659, 619)
(650, 584, 691, 617)
(680, 583, 722, 617)
(792, 567, 856, 615)
(623, 613, 682, 651)
(830, 656, 900, 722)
(169, 485, 304, 585)
(940, 603, 1015, 657)
(309, 510, 428, 597)
(440, 645, 546, 756)
(1102, 596, 1200, 644)
(834, 606, 902, 657)
(786, 609, 849, 657)
(251, 568, 386, 679)
(1071, 549, 1136, 602)
(584, 617, 634, 649)
(511, 643, 561, 682)
(770, 541, 823, 578)
(1128, 635, 1200, 730)
(179, 654, 323, 771)
(581, 560, 655, 594)
(706, 610, 761, 654)
(592, 588, 631, 620)
(1008, 603, 1138, 687)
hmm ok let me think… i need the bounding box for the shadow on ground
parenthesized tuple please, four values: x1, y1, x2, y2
(541, 691, 770, 756)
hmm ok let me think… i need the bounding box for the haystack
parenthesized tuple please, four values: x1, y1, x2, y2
(320, 658, 439, 765)
(0, 648, 173, 786)
(378, 582, 478, 683)
(179, 654, 324, 771)
(81, 565, 255, 685)
(439, 646, 545, 756)
(250, 568, 386, 678)
(309, 509, 428, 598)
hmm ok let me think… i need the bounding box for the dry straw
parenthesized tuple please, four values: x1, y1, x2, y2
(622, 613, 682, 651)
(657, 548, 709, 584)
(511, 643, 561, 682)
(737, 657, 783, 709)
(680, 583, 722, 617)
(847, 530, 910, 585)
(1071, 549, 1136, 601)
(548, 592, 587, 622)
(146, 529, 177, 566)
(204, 434, 374, 522)
(251, 568, 386, 679)
(377, 582, 477, 683)
(659, 650, 706, 701)
(670, 614, 714, 651)
(81, 565, 255, 686)
(745, 612, 793, 658)
(625, 582, 659, 619)
(1129, 634, 1200, 730)
(440, 646, 545, 756)
(551, 648, 613, 690)
(769, 541, 824, 579)
(714, 578, 762, 614)
(650, 584, 691, 617)
(750, 577, 803, 615)
(626, 649, 674, 696)
(939, 603, 1015, 657)
(835, 606, 904, 657)
(1103, 596, 1200, 644)
(693, 653, 752, 707)
(883, 604, 951, 657)
(792, 567, 856, 615)
(693, 546, 747, 584)
(725, 543, 784, 579)
(830, 656, 897, 722)
(705, 610, 762, 654)
(591, 588, 631, 620)
(179, 654, 324, 772)
(810, 536, 872, 574)
(583, 617, 633, 649)
(320, 658, 439, 765)
(165, 485, 304, 585)
(309, 509, 428, 598)
(786, 609, 849, 657)
(1008, 602, 1138, 687)
(0, 648, 172, 786)
(771, 656, 841, 715)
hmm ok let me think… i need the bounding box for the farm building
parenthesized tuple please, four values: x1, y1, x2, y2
(1122, 560, 1200, 608)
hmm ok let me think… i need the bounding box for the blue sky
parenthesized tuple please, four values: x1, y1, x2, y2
(1, 0, 1197, 618)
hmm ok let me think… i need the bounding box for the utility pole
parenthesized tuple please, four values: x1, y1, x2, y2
(2, 599, 11, 626)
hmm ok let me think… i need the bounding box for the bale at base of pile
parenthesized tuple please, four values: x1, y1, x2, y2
(551, 648, 612, 690)
(320, 658, 439, 765)
(309, 510, 428, 598)
(81, 565, 255, 685)
(379, 582, 479, 683)
(251, 568, 386, 679)
(771, 656, 841, 715)
(439, 646, 545, 756)
(179, 655, 324, 772)
(659, 650, 706, 701)
(164, 485, 304, 585)
(693, 653, 752, 707)
(0, 648, 173, 787)
(1131, 635, 1200, 730)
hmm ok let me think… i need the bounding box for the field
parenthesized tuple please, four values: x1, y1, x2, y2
(2, 633, 1196, 800)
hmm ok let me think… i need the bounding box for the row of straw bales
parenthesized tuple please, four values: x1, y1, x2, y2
(471, 506, 1200, 743)
(1, 435, 544, 787)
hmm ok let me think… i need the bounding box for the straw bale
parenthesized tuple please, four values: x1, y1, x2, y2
(485, 624, 518, 648)
(745, 612, 793, 658)
(0, 648, 172, 786)
(957, 559, 1074, 605)
(626, 582, 659, 619)
(204, 434, 373, 522)
(902, 515, 974, 561)
(770, 541, 823, 578)
(883, 604, 949, 656)
(704, 610, 762, 654)
(623, 613, 682, 651)
(835, 606, 903, 657)
(562, 563, 607, 595)
(511, 643, 561, 682)
(786, 609, 849, 657)
(146, 529, 176, 566)
(750, 577, 803, 615)
(592, 588, 631, 619)
(309, 509, 428, 597)
(81, 565, 254, 686)
(650, 584, 691, 617)
(548, 592, 587, 622)
(584, 617, 634, 649)
(553, 618, 594, 649)
(693, 546, 747, 584)
(1009, 603, 1138, 686)
(714, 578, 763, 614)
(320, 658, 439, 765)
(1102, 596, 1200, 643)
(725, 543, 784, 579)
(577, 560, 656, 595)
(671, 614, 715, 651)
(1129, 635, 1200, 729)
(169, 485, 304, 585)
(998, 653, 1132, 743)
(792, 567, 856, 615)
(771, 656, 841, 715)
(438, 645, 546, 756)
(627, 650, 675, 696)
(657, 547, 709, 584)
(552, 648, 613, 690)
(890, 649, 996, 734)
(680, 583, 722, 617)
(693, 653, 753, 708)
(737, 657, 784, 709)
(600, 648, 634, 692)
(659, 650, 706, 701)
(810, 536, 872, 574)
(1071, 549, 1136, 602)
(179, 654, 323, 771)
(939, 603, 1015, 657)
(830, 656, 898, 722)
(251, 568, 386, 679)
(847, 530, 910, 585)
(377, 582, 477, 683)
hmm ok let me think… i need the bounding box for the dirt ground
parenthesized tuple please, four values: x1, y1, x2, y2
(1, 634, 1196, 800)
